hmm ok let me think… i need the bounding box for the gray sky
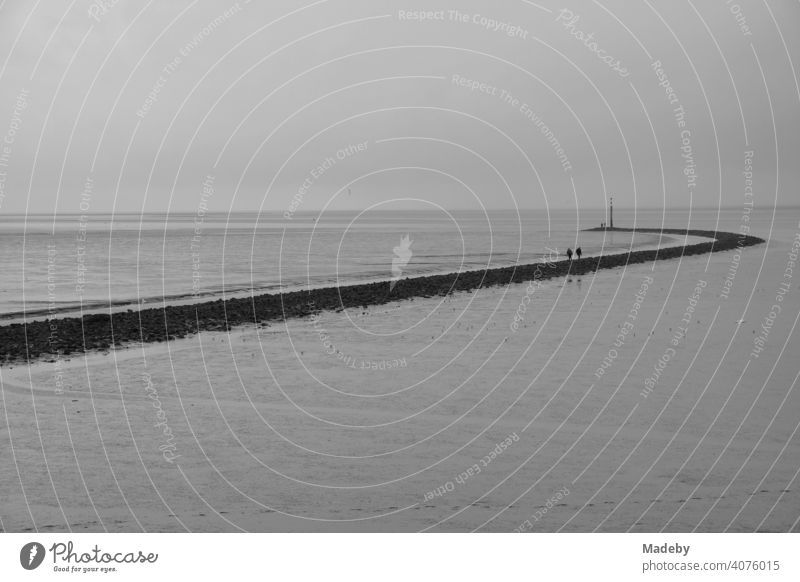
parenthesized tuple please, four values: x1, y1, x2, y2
(0, 0, 798, 214)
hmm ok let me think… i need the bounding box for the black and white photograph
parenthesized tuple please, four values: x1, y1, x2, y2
(0, 0, 799, 579)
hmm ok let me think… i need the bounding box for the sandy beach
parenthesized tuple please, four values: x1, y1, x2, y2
(1, 225, 797, 532)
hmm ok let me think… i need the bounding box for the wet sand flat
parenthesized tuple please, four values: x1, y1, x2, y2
(3, 232, 799, 532)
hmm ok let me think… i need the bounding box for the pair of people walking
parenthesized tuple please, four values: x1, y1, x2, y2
(566, 247, 582, 261)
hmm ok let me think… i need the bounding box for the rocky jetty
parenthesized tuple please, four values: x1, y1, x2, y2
(0, 227, 764, 365)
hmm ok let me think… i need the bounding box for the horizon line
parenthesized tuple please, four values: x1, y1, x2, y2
(5, 204, 796, 215)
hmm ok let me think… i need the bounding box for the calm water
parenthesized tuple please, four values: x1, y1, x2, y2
(0, 206, 792, 319)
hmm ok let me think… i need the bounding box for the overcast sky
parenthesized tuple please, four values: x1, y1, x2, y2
(0, 0, 797, 214)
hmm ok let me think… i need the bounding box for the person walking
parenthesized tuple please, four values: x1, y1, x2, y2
(576, 247, 582, 260)
(566, 248, 573, 261)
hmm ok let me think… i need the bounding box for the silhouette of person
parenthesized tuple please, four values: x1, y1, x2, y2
(566, 248, 573, 261)
(576, 247, 582, 259)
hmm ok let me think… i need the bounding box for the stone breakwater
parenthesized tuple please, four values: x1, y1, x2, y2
(0, 228, 764, 365)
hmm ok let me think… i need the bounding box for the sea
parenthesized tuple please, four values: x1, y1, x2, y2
(0, 206, 794, 320)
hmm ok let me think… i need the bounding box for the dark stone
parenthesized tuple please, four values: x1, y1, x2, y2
(0, 227, 763, 365)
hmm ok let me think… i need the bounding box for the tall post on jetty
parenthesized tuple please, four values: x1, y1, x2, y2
(609, 196, 614, 229)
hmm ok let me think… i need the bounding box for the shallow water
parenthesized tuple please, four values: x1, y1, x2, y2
(0, 207, 724, 319)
